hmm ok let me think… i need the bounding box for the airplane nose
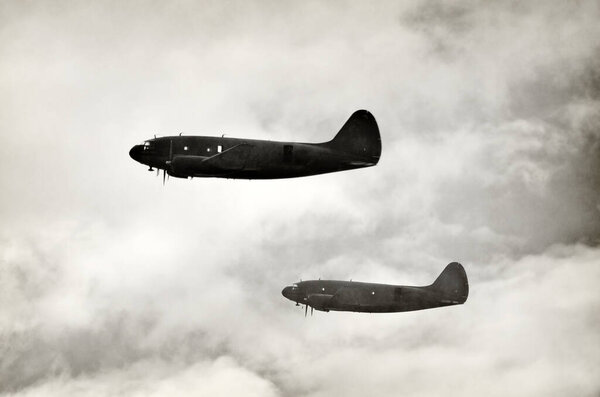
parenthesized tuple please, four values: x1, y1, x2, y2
(129, 145, 142, 161)
(282, 286, 295, 300)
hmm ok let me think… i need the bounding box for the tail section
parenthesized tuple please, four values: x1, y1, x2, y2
(327, 110, 381, 164)
(430, 262, 469, 304)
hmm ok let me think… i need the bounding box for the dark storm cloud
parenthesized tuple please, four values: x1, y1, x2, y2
(1, 1, 599, 396)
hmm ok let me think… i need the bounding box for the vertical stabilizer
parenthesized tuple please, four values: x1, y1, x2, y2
(327, 110, 381, 163)
(430, 262, 469, 304)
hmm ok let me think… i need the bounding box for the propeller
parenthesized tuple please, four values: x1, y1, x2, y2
(163, 140, 173, 186)
(311, 307, 313, 316)
(305, 304, 308, 317)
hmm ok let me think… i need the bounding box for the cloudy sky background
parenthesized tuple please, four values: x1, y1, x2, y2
(1, 1, 599, 395)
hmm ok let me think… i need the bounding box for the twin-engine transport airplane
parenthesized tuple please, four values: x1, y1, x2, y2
(282, 262, 469, 316)
(129, 110, 381, 180)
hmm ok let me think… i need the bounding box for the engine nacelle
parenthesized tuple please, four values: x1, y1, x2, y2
(307, 294, 334, 311)
(170, 155, 210, 176)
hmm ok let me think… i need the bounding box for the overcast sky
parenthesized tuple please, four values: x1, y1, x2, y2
(1, 1, 599, 396)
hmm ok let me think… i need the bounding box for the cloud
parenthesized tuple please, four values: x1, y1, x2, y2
(1, 0, 599, 396)
(10, 357, 278, 397)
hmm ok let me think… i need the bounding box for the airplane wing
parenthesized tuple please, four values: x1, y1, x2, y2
(200, 143, 253, 171)
(306, 293, 335, 310)
(330, 286, 361, 307)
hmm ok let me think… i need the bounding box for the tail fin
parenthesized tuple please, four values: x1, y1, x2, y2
(327, 110, 381, 163)
(430, 262, 469, 304)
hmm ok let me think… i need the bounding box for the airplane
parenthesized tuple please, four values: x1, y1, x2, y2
(129, 110, 381, 180)
(281, 262, 468, 316)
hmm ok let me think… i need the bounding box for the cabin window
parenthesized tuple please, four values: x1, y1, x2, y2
(217, 145, 222, 153)
(207, 147, 211, 153)
(322, 287, 325, 292)
(394, 288, 402, 302)
(184, 146, 188, 151)
(371, 291, 375, 295)
(283, 145, 293, 163)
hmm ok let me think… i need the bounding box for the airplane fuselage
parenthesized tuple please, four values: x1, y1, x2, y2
(129, 136, 377, 179)
(282, 281, 460, 313)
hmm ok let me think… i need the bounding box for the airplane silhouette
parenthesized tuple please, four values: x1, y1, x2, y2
(282, 263, 469, 315)
(129, 110, 381, 180)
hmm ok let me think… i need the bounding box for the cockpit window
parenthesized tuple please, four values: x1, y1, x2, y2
(143, 141, 155, 151)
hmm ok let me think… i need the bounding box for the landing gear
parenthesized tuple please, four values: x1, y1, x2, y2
(148, 167, 154, 171)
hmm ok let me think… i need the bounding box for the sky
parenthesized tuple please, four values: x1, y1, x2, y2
(1, 1, 599, 396)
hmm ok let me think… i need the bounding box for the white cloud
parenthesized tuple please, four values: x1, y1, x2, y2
(12, 357, 278, 397)
(1, 0, 599, 396)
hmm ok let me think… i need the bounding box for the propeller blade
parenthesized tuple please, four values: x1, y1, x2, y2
(305, 304, 308, 317)
(311, 307, 313, 316)
(161, 140, 173, 186)
(156, 168, 159, 177)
